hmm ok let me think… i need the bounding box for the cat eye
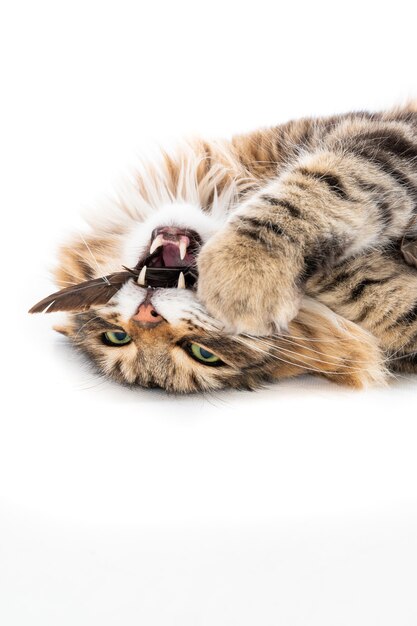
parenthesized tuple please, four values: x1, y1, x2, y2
(186, 343, 224, 366)
(102, 331, 132, 346)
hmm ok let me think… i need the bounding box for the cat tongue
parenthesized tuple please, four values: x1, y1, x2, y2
(162, 243, 182, 267)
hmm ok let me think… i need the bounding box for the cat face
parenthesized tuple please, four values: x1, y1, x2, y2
(66, 286, 279, 392)
(43, 198, 383, 392)
(54, 203, 291, 392)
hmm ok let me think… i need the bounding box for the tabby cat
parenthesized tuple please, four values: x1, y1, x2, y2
(30, 104, 417, 392)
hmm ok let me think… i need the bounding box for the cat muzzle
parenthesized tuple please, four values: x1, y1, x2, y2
(132, 302, 164, 327)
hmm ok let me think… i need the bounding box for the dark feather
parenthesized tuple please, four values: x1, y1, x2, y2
(28, 271, 133, 314)
(125, 266, 198, 289)
(29, 266, 198, 314)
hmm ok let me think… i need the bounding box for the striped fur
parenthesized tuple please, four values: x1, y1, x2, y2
(47, 103, 417, 391)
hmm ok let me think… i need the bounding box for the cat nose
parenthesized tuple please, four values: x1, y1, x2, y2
(132, 302, 164, 326)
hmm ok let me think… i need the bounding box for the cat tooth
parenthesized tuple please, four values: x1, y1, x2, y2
(150, 234, 164, 255)
(177, 271, 186, 289)
(179, 239, 187, 260)
(137, 265, 147, 286)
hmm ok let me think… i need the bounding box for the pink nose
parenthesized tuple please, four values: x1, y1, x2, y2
(132, 302, 164, 326)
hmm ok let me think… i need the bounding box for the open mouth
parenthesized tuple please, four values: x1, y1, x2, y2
(28, 226, 203, 315)
(132, 226, 202, 289)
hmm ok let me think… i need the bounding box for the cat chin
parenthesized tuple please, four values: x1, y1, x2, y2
(121, 202, 223, 269)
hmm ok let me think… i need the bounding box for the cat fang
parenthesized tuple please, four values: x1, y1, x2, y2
(136, 266, 186, 289)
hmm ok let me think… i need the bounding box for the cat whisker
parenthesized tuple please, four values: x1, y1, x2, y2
(242, 332, 375, 366)
(386, 349, 417, 363)
(243, 332, 345, 356)
(234, 335, 376, 375)
(78, 231, 111, 286)
(280, 331, 356, 344)
(56, 279, 79, 286)
(274, 344, 375, 373)
(233, 336, 340, 374)
(74, 316, 101, 339)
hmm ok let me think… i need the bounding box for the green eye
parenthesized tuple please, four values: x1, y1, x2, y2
(188, 343, 223, 365)
(102, 331, 132, 346)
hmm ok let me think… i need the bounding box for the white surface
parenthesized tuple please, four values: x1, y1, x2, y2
(2, 1, 417, 624)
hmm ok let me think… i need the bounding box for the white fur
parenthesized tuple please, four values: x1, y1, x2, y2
(111, 279, 222, 332)
(122, 202, 223, 269)
(83, 139, 241, 271)
(151, 288, 217, 327)
(108, 281, 148, 320)
(111, 280, 203, 324)
(90, 140, 242, 327)
(87, 139, 239, 230)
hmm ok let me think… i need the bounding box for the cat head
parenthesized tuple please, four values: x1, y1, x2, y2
(30, 201, 290, 392)
(29, 143, 384, 392)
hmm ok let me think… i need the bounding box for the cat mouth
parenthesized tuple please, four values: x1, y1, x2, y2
(29, 226, 203, 314)
(133, 226, 202, 289)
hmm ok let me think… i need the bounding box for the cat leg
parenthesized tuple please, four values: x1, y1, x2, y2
(305, 247, 417, 374)
(198, 140, 416, 335)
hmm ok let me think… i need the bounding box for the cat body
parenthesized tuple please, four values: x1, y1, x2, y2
(32, 104, 417, 391)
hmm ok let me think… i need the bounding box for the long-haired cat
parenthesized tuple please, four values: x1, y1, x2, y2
(30, 104, 417, 392)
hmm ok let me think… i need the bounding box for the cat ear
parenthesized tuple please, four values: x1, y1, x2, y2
(28, 271, 133, 314)
(53, 324, 72, 337)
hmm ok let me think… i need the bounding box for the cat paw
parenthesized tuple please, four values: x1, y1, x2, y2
(197, 225, 302, 335)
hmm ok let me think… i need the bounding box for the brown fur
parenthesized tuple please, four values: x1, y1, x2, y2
(64, 299, 385, 392)
(31, 103, 417, 391)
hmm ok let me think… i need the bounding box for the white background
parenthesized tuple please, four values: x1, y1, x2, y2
(1, 1, 417, 624)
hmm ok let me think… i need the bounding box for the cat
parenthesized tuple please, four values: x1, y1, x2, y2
(30, 103, 417, 392)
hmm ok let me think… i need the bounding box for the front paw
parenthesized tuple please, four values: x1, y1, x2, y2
(197, 225, 302, 335)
